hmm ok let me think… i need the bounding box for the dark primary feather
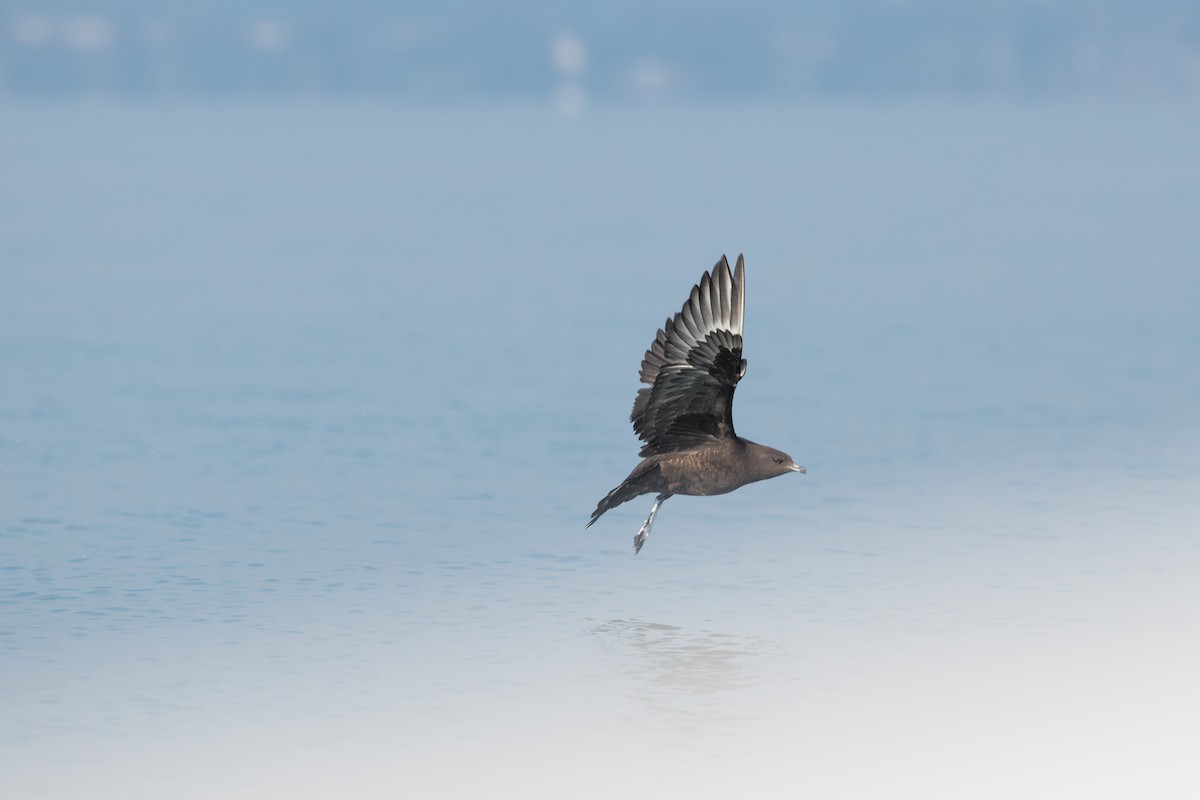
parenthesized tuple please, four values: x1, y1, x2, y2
(629, 254, 748, 456)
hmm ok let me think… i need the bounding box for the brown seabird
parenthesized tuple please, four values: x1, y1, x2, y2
(588, 254, 805, 554)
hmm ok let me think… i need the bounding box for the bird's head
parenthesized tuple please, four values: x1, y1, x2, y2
(746, 443, 806, 481)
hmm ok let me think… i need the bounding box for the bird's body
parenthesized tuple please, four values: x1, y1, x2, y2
(588, 254, 804, 553)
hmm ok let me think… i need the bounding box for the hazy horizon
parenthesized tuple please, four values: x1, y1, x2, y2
(3, 1, 1199, 102)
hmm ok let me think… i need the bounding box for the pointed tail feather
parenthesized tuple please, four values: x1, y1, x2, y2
(587, 480, 643, 527)
(587, 461, 663, 528)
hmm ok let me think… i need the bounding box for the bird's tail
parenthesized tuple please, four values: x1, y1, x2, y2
(587, 461, 663, 528)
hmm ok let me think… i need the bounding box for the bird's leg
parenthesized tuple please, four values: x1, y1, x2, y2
(633, 494, 668, 555)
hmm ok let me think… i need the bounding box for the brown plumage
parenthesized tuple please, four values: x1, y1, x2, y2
(587, 254, 805, 553)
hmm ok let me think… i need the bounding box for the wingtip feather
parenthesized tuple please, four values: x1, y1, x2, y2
(733, 254, 745, 334)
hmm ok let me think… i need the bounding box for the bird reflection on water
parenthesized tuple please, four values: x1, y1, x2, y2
(588, 618, 779, 746)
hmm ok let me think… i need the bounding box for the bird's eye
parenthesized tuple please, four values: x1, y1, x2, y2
(772, 457, 783, 464)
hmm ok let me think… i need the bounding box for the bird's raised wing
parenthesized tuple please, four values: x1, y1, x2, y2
(630, 254, 747, 456)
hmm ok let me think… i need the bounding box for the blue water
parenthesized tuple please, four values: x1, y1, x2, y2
(2, 101, 1199, 799)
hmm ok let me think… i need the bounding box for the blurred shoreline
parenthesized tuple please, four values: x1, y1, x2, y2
(3, 2, 1198, 102)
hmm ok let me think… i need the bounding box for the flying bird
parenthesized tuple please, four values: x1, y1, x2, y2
(587, 254, 805, 553)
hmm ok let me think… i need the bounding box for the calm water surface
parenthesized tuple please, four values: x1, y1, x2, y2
(2, 101, 1198, 798)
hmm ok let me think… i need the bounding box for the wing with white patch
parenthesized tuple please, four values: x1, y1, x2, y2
(630, 254, 747, 456)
